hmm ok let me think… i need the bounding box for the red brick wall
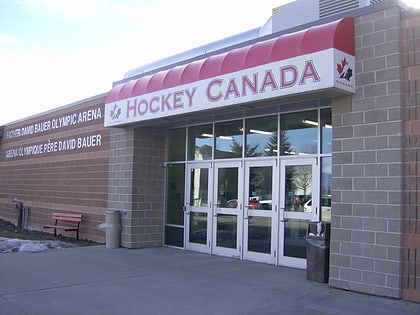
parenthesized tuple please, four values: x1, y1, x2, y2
(401, 14, 420, 303)
(0, 94, 109, 242)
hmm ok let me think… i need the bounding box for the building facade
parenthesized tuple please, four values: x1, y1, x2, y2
(0, 0, 419, 303)
(0, 95, 109, 243)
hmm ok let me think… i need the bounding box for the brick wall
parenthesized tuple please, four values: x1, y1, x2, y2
(401, 13, 420, 303)
(330, 6, 404, 299)
(0, 94, 109, 242)
(107, 126, 165, 248)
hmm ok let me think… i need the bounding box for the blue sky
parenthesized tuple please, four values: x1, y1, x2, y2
(0, 0, 419, 125)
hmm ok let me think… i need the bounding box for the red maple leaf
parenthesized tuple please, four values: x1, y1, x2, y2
(110, 104, 118, 118)
(337, 58, 348, 74)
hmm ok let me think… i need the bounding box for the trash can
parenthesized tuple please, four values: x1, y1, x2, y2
(105, 210, 121, 249)
(305, 222, 331, 283)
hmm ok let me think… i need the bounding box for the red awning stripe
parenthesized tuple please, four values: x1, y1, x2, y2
(106, 18, 354, 104)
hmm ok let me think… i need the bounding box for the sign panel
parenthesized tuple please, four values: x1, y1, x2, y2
(104, 48, 354, 127)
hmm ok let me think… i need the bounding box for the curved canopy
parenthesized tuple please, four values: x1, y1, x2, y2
(106, 18, 354, 104)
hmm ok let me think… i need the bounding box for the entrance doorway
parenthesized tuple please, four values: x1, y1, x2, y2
(279, 158, 318, 268)
(185, 162, 213, 254)
(243, 159, 277, 264)
(184, 157, 318, 268)
(212, 161, 242, 258)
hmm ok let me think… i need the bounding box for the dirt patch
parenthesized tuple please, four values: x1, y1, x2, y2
(0, 218, 100, 247)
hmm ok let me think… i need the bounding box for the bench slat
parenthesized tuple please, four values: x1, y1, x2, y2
(52, 213, 82, 222)
(43, 225, 78, 231)
(44, 212, 83, 240)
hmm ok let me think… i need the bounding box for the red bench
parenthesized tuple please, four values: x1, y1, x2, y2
(43, 213, 82, 240)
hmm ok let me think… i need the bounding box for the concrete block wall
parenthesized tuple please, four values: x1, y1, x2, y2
(131, 127, 165, 248)
(330, 6, 404, 299)
(107, 128, 135, 247)
(107, 126, 165, 248)
(401, 13, 420, 303)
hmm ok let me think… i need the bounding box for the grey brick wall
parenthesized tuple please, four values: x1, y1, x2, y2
(107, 126, 165, 248)
(330, 6, 404, 299)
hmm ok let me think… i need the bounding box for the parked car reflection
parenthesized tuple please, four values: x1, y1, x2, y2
(303, 196, 331, 213)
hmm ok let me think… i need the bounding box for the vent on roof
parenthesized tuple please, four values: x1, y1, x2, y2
(319, 0, 359, 18)
(319, 0, 386, 18)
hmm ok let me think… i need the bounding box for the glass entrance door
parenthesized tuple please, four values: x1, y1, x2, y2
(243, 159, 278, 264)
(278, 158, 318, 268)
(185, 162, 212, 254)
(212, 161, 242, 258)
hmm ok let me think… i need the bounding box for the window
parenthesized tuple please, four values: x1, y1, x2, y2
(280, 110, 318, 156)
(321, 157, 332, 222)
(321, 108, 332, 153)
(164, 164, 185, 247)
(245, 115, 278, 157)
(167, 128, 186, 161)
(215, 120, 243, 159)
(188, 124, 213, 160)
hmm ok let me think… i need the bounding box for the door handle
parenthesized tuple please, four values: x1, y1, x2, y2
(183, 204, 190, 215)
(279, 207, 285, 222)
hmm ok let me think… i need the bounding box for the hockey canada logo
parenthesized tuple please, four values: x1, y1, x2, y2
(335, 57, 354, 90)
(336, 57, 353, 81)
(110, 103, 122, 120)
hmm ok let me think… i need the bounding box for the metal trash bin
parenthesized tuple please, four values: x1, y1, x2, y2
(105, 210, 121, 249)
(305, 222, 331, 283)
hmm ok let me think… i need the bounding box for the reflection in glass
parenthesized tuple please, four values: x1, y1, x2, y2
(167, 128, 186, 161)
(188, 124, 213, 160)
(284, 165, 312, 212)
(215, 120, 243, 159)
(189, 212, 207, 245)
(248, 217, 271, 254)
(321, 108, 332, 154)
(216, 214, 237, 248)
(165, 164, 185, 225)
(321, 157, 332, 222)
(189, 168, 209, 207)
(245, 116, 278, 157)
(281, 111, 318, 155)
(217, 167, 238, 207)
(248, 166, 272, 210)
(284, 219, 308, 258)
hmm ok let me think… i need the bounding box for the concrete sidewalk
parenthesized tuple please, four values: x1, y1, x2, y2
(0, 245, 419, 315)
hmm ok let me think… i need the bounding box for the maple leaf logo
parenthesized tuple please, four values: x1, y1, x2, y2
(336, 57, 353, 82)
(110, 103, 122, 120)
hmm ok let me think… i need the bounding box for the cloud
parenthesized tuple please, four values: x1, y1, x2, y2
(17, 0, 106, 19)
(0, 46, 124, 125)
(0, 34, 21, 46)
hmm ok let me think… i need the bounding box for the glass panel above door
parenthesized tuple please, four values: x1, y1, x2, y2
(245, 115, 278, 157)
(280, 110, 318, 156)
(215, 120, 243, 159)
(188, 124, 213, 160)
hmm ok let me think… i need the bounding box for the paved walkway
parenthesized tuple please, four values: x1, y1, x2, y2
(1, 245, 419, 315)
